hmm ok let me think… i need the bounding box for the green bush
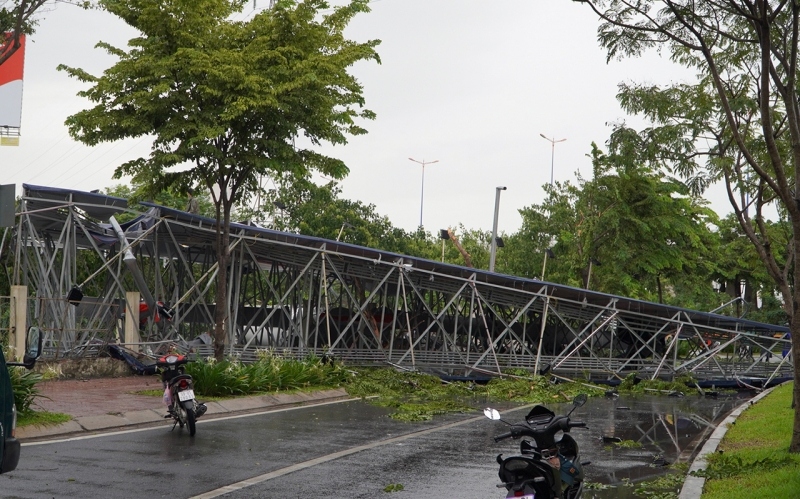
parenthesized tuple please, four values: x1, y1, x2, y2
(186, 351, 349, 397)
(9, 365, 43, 415)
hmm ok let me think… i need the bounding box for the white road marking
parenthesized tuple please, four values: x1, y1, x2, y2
(189, 414, 486, 499)
(21, 397, 360, 447)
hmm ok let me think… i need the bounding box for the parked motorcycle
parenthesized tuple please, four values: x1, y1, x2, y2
(485, 394, 590, 499)
(157, 353, 207, 436)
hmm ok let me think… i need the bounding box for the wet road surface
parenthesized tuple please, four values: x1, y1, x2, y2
(208, 393, 748, 499)
(2, 393, 749, 498)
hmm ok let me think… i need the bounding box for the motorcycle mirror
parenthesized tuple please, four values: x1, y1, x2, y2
(566, 393, 588, 418)
(7, 326, 43, 369)
(484, 408, 502, 420)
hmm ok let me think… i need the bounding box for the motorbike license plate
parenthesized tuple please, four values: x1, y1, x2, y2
(506, 495, 534, 499)
(177, 389, 195, 402)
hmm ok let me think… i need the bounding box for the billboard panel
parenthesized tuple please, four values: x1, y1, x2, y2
(0, 33, 25, 145)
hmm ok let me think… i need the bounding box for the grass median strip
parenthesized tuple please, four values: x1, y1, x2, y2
(695, 382, 800, 499)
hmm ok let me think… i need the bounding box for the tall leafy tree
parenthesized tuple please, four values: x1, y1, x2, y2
(510, 138, 718, 306)
(60, 0, 380, 359)
(105, 182, 215, 219)
(715, 214, 789, 320)
(265, 179, 419, 254)
(574, 0, 800, 450)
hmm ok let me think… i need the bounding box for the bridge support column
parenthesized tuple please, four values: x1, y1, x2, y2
(10, 285, 27, 361)
(124, 291, 141, 351)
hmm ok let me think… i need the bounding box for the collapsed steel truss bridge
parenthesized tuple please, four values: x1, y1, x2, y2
(6, 184, 793, 386)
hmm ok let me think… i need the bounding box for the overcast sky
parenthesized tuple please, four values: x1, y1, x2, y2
(1, 0, 720, 235)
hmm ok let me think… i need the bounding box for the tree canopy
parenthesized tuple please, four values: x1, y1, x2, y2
(0, 1, 91, 66)
(574, 0, 800, 452)
(60, 0, 380, 359)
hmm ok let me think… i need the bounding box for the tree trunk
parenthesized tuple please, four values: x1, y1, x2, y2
(213, 199, 231, 361)
(656, 275, 663, 304)
(791, 218, 800, 452)
(792, 317, 800, 452)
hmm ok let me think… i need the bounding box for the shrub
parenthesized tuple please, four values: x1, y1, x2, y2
(186, 352, 348, 397)
(9, 365, 43, 415)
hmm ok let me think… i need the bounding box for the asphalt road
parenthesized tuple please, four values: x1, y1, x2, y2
(3, 399, 492, 499)
(1, 394, 746, 499)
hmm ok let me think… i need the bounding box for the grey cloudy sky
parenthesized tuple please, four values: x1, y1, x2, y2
(1, 0, 721, 235)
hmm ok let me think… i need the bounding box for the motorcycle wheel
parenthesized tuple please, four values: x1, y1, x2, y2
(186, 408, 196, 436)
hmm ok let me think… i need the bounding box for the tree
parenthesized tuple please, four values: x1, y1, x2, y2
(715, 214, 789, 320)
(509, 137, 718, 306)
(105, 182, 215, 219)
(264, 179, 416, 254)
(0, 1, 43, 65)
(574, 0, 800, 451)
(0, 1, 90, 66)
(60, 0, 380, 360)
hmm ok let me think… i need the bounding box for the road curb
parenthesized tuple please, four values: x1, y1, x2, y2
(678, 385, 781, 499)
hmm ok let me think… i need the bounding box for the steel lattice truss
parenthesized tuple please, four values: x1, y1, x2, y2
(10, 184, 794, 385)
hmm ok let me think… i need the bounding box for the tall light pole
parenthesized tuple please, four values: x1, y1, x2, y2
(539, 134, 566, 186)
(489, 186, 507, 272)
(541, 247, 555, 280)
(408, 157, 439, 228)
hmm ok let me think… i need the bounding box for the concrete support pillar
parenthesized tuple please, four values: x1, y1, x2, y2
(10, 285, 27, 361)
(124, 291, 141, 351)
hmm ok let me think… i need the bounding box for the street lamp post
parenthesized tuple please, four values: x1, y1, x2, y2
(539, 134, 566, 186)
(408, 157, 439, 228)
(489, 186, 507, 272)
(439, 229, 450, 262)
(586, 257, 600, 289)
(541, 247, 555, 280)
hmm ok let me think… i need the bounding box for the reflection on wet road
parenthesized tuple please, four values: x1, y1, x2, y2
(579, 392, 748, 498)
(5, 392, 749, 498)
(213, 393, 748, 499)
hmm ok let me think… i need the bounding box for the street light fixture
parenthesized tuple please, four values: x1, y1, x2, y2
(336, 221, 354, 241)
(489, 186, 507, 272)
(408, 157, 439, 228)
(439, 229, 450, 262)
(539, 133, 566, 186)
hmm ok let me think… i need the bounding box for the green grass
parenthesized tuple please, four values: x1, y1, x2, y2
(699, 382, 800, 499)
(17, 410, 72, 428)
(133, 389, 165, 397)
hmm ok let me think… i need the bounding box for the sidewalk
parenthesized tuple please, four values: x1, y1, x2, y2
(17, 375, 351, 441)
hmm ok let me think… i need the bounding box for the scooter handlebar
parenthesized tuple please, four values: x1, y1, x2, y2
(494, 425, 530, 442)
(494, 431, 513, 443)
(568, 421, 586, 428)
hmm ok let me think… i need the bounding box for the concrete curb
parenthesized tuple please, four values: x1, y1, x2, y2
(678, 385, 781, 499)
(17, 388, 351, 441)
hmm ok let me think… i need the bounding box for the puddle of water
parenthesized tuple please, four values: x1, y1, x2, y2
(577, 392, 751, 498)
